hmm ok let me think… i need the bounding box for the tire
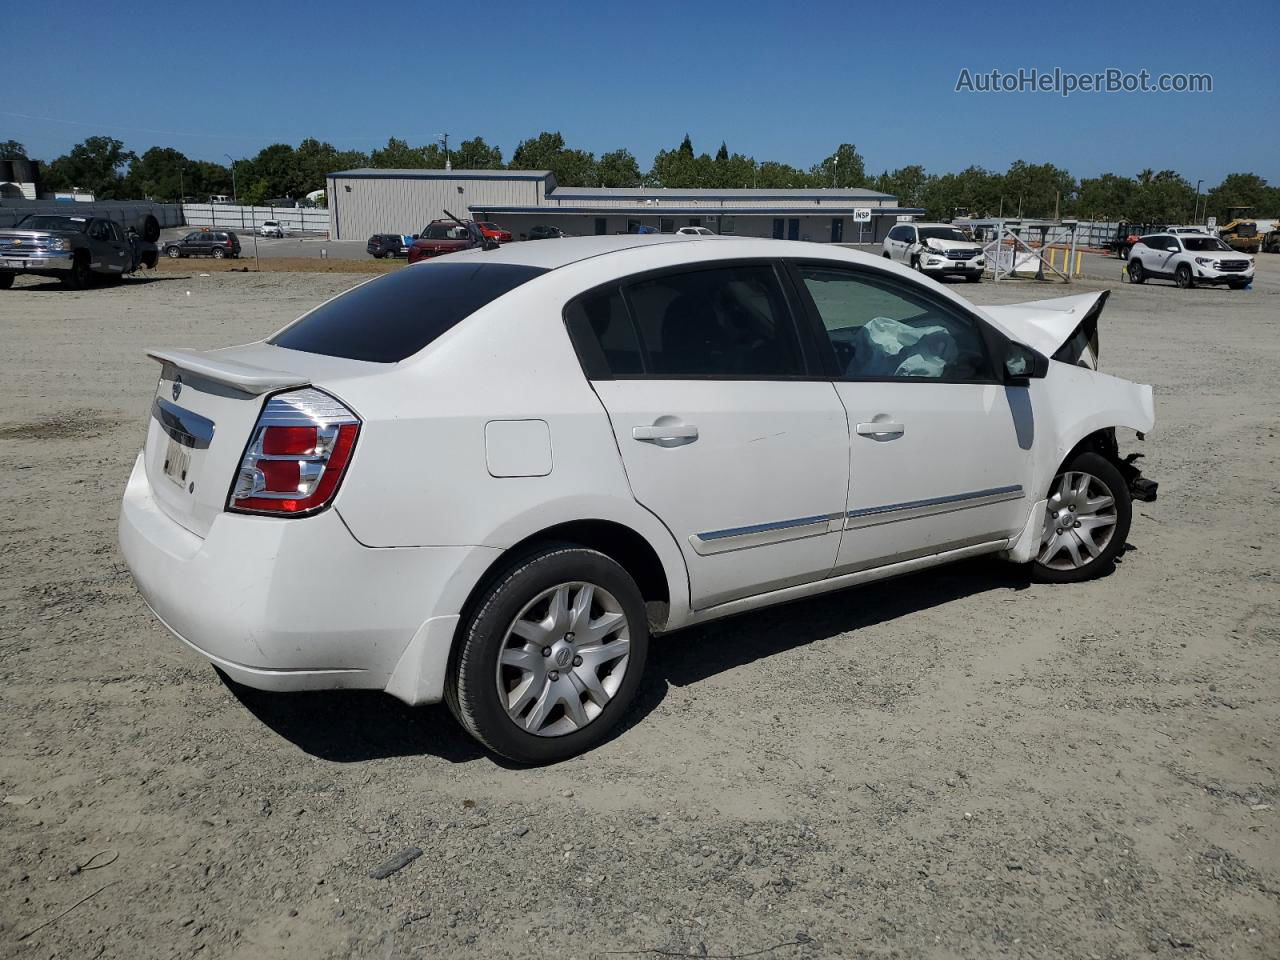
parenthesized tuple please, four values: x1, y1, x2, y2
(211, 247, 226, 259)
(1228, 280, 1248, 289)
(0, 272, 13, 290)
(882, 251, 891, 259)
(1032, 451, 1132, 584)
(1118, 245, 1129, 261)
(1175, 264, 1194, 289)
(446, 546, 649, 764)
(965, 273, 982, 282)
(61, 253, 93, 289)
(1127, 259, 1145, 284)
(141, 215, 160, 243)
(911, 256, 923, 272)
(166, 246, 181, 258)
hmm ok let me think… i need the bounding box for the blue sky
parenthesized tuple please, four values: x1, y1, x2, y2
(8, 0, 1276, 183)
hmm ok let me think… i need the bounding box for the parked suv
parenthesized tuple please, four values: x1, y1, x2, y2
(882, 222, 985, 281)
(119, 236, 1156, 764)
(367, 234, 407, 259)
(164, 230, 241, 259)
(1127, 233, 1254, 289)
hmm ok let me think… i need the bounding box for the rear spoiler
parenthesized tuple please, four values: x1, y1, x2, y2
(146, 349, 309, 395)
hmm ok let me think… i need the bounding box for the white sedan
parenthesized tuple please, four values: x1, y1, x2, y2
(259, 220, 285, 238)
(119, 236, 1157, 763)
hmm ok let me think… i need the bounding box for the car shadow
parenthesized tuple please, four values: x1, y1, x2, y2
(220, 556, 1033, 766)
(10, 274, 184, 292)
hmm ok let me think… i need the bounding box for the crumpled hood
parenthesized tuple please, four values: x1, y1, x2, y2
(918, 237, 982, 252)
(978, 290, 1108, 362)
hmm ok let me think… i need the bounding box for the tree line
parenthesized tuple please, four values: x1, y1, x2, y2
(2, 134, 1275, 224)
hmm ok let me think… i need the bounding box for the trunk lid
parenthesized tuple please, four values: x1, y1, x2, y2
(141, 344, 379, 537)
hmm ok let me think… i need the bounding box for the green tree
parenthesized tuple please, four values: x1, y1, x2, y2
(1204, 173, 1272, 221)
(42, 136, 136, 199)
(1072, 172, 1136, 220)
(369, 137, 443, 168)
(1130, 169, 1196, 223)
(510, 131, 596, 186)
(596, 148, 642, 188)
(810, 143, 866, 188)
(126, 146, 191, 200)
(452, 136, 503, 169)
(0, 139, 26, 159)
(872, 165, 931, 208)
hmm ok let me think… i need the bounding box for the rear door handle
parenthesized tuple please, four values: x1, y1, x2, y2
(856, 421, 905, 438)
(633, 423, 699, 445)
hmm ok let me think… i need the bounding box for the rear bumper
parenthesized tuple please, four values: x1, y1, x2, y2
(118, 452, 498, 703)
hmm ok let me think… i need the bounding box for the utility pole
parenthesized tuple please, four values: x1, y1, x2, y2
(224, 154, 237, 204)
(1193, 179, 1203, 223)
(440, 133, 450, 171)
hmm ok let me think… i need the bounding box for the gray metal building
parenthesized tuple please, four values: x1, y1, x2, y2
(326, 168, 920, 243)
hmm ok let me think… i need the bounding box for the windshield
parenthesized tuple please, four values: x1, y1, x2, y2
(15, 215, 87, 232)
(918, 227, 968, 242)
(1183, 236, 1231, 252)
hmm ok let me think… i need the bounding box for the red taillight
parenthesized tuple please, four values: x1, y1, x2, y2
(228, 389, 360, 517)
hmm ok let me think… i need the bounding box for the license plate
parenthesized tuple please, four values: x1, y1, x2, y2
(2, 259, 21, 269)
(163, 437, 192, 488)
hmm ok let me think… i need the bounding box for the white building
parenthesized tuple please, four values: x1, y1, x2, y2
(325, 168, 919, 243)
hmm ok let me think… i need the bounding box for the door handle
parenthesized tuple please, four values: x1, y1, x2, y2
(856, 421, 905, 438)
(633, 423, 698, 445)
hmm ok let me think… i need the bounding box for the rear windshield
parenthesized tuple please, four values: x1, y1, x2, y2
(269, 261, 548, 363)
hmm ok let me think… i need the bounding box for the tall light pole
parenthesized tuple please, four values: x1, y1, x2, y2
(832, 155, 838, 188)
(440, 133, 450, 171)
(225, 154, 237, 204)
(1193, 179, 1203, 223)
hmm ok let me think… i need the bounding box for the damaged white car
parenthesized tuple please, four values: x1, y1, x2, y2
(119, 236, 1156, 763)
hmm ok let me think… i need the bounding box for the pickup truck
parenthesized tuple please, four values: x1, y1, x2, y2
(406, 218, 498, 264)
(0, 214, 159, 289)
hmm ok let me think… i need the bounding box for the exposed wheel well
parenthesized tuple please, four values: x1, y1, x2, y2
(458, 520, 673, 637)
(1062, 428, 1121, 469)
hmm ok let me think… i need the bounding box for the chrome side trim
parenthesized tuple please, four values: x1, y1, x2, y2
(844, 484, 1023, 529)
(151, 397, 215, 449)
(690, 513, 840, 556)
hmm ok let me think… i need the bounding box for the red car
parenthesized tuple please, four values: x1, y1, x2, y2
(407, 220, 493, 263)
(476, 221, 513, 243)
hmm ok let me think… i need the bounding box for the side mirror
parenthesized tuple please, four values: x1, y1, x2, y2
(1167, 245, 1180, 252)
(1004, 341, 1049, 385)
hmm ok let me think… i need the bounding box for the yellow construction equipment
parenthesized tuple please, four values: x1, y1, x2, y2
(1218, 207, 1261, 253)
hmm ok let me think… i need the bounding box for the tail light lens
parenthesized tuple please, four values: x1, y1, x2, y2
(228, 388, 360, 516)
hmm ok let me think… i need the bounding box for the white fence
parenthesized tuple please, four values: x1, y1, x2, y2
(180, 203, 330, 235)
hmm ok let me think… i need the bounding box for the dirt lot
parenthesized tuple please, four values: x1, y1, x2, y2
(1, 261, 1277, 960)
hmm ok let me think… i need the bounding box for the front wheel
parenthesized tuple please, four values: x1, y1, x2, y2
(61, 253, 93, 289)
(1032, 452, 1132, 584)
(1127, 259, 1145, 284)
(447, 546, 649, 764)
(1175, 264, 1194, 289)
(0, 272, 13, 290)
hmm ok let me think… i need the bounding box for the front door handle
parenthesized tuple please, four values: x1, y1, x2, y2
(633, 423, 698, 445)
(856, 421, 905, 439)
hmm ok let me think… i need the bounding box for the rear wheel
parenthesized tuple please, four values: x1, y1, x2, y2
(1127, 259, 1145, 284)
(61, 253, 93, 289)
(166, 246, 181, 258)
(211, 247, 226, 259)
(1175, 264, 1194, 289)
(1032, 452, 1131, 584)
(1118, 245, 1129, 260)
(447, 546, 649, 764)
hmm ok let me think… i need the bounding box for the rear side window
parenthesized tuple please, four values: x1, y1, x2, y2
(564, 286, 643, 377)
(270, 262, 547, 363)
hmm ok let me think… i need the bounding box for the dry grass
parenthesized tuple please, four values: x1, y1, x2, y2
(154, 256, 401, 275)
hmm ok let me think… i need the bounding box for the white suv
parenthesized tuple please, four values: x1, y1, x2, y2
(882, 222, 985, 281)
(120, 236, 1156, 763)
(1127, 232, 1254, 289)
(259, 220, 285, 238)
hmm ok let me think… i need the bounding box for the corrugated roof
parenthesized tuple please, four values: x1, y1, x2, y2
(549, 186, 894, 200)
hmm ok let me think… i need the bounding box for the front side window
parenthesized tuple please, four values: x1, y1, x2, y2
(796, 265, 992, 381)
(626, 265, 804, 377)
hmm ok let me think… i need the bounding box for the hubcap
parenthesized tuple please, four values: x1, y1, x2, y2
(495, 582, 630, 737)
(1038, 471, 1118, 570)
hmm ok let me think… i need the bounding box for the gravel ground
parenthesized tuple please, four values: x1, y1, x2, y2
(1, 260, 1277, 960)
